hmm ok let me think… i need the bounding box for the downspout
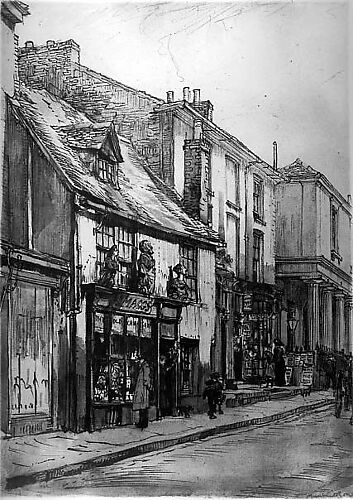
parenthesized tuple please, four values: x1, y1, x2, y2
(244, 160, 249, 281)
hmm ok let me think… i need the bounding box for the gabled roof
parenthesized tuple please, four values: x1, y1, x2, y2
(12, 86, 220, 245)
(280, 158, 351, 212)
(55, 123, 123, 163)
(280, 158, 317, 178)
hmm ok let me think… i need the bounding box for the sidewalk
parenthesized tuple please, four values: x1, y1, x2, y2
(1, 390, 334, 491)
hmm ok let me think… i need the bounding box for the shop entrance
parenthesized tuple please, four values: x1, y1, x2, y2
(159, 336, 177, 417)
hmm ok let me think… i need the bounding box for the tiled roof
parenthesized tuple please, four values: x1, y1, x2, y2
(280, 158, 317, 178)
(13, 86, 220, 244)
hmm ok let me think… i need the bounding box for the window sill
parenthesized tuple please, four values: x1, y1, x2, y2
(226, 200, 242, 212)
(253, 212, 266, 226)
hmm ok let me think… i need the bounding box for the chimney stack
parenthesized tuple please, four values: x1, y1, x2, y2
(166, 91, 174, 103)
(194, 120, 203, 140)
(193, 89, 201, 105)
(183, 86, 190, 102)
(348, 194, 352, 205)
(273, 141, 278, 170)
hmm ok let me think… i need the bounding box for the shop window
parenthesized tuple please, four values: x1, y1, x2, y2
(96, 224, 135, 288)
(180, 342, 198, 394)
(226, 156, 240, 208)
(253, 176, 264, 221)
(92, 313, 154, 405)
(180, 244, 198, 301)
(252, 230, 264, 282)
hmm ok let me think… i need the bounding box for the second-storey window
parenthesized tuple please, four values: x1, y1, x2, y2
(331, 204, 339, 253)
(226, 156, 240, 207)
(96, 224, 135, 288)
(252, 230, 264, 282)
(253, 176, 264, 220)
(180, 244, 198, 301)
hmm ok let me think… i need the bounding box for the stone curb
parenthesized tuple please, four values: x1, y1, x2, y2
(5, 398, 334, 491)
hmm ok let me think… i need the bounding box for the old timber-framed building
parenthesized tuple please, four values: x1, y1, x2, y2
(1, 78, 220, 436)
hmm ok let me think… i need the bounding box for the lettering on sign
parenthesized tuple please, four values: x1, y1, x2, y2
(301, 367, 313, 386)
(121, 295, 156, 315)
(243, 294, 252, 312)
(95, 312, 104, 333)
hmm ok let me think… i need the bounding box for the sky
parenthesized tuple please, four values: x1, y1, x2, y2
(17, 0, 351, 196)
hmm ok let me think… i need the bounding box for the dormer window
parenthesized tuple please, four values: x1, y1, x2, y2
(95, 155, 118, 185)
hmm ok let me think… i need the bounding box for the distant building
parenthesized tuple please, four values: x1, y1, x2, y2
(276, 158, 352, 354)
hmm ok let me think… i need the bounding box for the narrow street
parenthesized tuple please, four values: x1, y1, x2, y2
(13, 407, 353, 497)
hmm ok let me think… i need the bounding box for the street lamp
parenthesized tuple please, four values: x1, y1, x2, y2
(287, 318, 298, 352)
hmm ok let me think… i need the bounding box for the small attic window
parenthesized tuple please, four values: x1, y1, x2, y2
(95, 155, 118, 186)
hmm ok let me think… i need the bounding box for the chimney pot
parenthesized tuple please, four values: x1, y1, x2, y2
(183, 86, 190, 102)
(166, 91, 174, 103)
(348, 194, 352, 204)
(273, 141, 278, 171)
(47, 40, 56, 48)
(193, 89, 201, 104)
(25, 41, 34, 49)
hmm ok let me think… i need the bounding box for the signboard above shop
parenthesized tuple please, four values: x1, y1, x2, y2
(111, 293, 157, 317)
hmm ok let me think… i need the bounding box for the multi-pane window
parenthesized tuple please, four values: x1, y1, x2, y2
(253, 176, 264, 220)
(226, 213, 240, 274)
(331, 205, 339, 253)
(180, 343, 197, 394)
(93, 313, 153, 404)
(226, 156, 240, 207)
(252, 230, 264, 282)
(95, 156, 118, 185)
(96, 224, 135, 288)
(180, 244, 198, 301)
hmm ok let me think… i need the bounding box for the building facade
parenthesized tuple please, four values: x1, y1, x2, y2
(1, 75, 219, 436)
(17, 39, 283, 386)
(276, 159, 352, 356)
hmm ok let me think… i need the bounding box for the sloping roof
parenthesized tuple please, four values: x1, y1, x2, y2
(55, 123, 124, 163)
(13, 86, 220, 244)
(280, 158, 317, 178)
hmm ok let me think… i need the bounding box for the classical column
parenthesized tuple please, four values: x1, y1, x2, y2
(334, 293, 345, 351)
(323, 288, 334, 349)
(344, 298, 353, 354)
(307, 281, 320, 350)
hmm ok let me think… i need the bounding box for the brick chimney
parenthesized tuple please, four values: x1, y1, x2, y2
(183, 120, 212, 223)
(189, 88, 213, 121)
(18, 39, 80, 91)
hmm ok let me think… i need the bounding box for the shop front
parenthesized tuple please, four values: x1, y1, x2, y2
(240, 286, 277, 382)
(84, 285, 189, 430)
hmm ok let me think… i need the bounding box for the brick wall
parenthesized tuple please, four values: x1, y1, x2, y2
(183, 139, 203, 219)
(18, 40, 164, 176)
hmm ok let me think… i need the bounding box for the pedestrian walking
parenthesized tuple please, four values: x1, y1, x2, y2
(133, 356, 151, 429)
(211, 372, 225, 414)
(203, 378, 218, 419)
(334, 371, 344, 419)
(273, 339, 286, 386)
(264, 350, 275, 388)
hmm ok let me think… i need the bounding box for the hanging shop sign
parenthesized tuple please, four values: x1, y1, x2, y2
(95, 312, 105, 333)
(243, 294, 252, 312)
